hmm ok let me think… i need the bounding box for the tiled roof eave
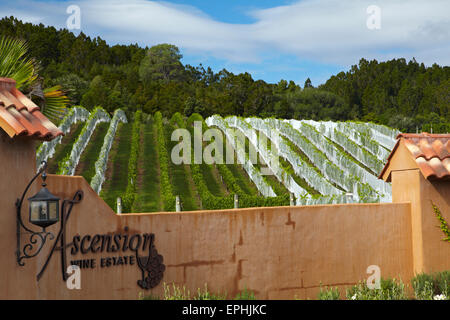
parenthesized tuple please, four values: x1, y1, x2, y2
(0, 78, 63, 141)
(379, 133, 450, 182)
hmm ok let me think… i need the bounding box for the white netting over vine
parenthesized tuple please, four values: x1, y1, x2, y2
(362, 123, 399, 151)
(366, 123, 400, 140)
(36, 106, 90, 170)
(262, 118, 378, 202)
(206, 115, 276, 197)
(297, 194, 354, 206)
(289, 120, 391, 202)
(90, 109, 128, 194)
(303, 120, 385, 175)
(244, 117, 343, 197)
(59, 108, 111, 176)
(333, 122, 391, 162)
(226, 116, 309, 197)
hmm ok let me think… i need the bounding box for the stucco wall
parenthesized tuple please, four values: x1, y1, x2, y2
(0, 131, 40, 299)
(2, 172, 414, 300)
(392, 169, 450, 274)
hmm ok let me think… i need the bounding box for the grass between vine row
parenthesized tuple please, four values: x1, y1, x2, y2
(47, 122, 84, 174)
(100, 122, 132, 211)
(133, 120, 162, 213)
(165, 120, 199, 211)
(74, 122, 109, 183)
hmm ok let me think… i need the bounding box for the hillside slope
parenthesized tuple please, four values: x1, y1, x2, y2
(37, 108, 398, 213)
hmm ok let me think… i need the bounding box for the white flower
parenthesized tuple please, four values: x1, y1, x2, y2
(433, 294, 446, 300)
(351, 294, 357, 300)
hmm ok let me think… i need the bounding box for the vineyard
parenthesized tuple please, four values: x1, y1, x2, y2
(36, 107, 399, 213)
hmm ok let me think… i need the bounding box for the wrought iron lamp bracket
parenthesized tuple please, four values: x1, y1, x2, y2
(15, 161, 83, 268)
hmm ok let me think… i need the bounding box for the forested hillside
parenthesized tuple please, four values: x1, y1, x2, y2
(1, 16, 448, 132)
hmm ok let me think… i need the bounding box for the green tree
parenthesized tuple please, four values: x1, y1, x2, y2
(49, 73, 89, 105)
(139, 44, 184, 84)
(80, 75, 110, 110)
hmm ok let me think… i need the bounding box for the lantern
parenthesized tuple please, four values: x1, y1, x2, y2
(28, 187, 60, 229)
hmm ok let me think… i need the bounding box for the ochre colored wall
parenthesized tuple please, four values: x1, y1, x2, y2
(392, 169, 450, 275)
(0, 131, 40, 299)
(2, 172, 414, 300)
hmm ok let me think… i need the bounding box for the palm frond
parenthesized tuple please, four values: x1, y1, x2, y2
(0, 36, 38, 89)
(42, 85, 70, 122)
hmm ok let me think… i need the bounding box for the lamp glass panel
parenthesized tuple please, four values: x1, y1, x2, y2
(30, 201, 48, 222)
(48, 201, 58, 220)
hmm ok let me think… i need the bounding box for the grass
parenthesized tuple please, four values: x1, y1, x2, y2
(253, 161, 290, 196)
(226, 163, 259, 196)
(317, 285, 340, 300)
(200, 162, 227, 196)
(279, 157, 320, 195)
(139, 283, 256, 300)
(74, 122, 109, 183)
(47, 122, 84, 174)
(346, 278, 408, 300)
(250, 130, 290, 197)
(133, 121, 162, 213)
(165, 121, 199, 211)
(208, 125, 259, 196)
(100, 122, 133, 211)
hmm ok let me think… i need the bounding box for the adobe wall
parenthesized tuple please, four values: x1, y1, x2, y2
(0, 131, 40, 299)
(392, 169, 450, 275)
(1, 171, 414, 300)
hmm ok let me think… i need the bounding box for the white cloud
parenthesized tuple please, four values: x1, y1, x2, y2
(0, 0, 449, 66)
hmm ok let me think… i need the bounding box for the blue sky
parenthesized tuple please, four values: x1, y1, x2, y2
(0, 0, 449, 85)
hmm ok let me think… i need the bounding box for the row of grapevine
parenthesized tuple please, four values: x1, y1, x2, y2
(90, 109, 128, 194)
(122, 110, 142, 212)
(206, 115, 277, 197)
(154, 111, 176, 211)
(57, 107, 110, 176)
(36, 106, 89, 170)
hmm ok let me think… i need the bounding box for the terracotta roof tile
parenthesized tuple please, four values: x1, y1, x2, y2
(379, 133, 450, 181)
(0, 78, 63, 141)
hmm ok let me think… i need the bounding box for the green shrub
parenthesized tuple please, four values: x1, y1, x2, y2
(412, 271, 450, 299)
(435, 271, 450, 296)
